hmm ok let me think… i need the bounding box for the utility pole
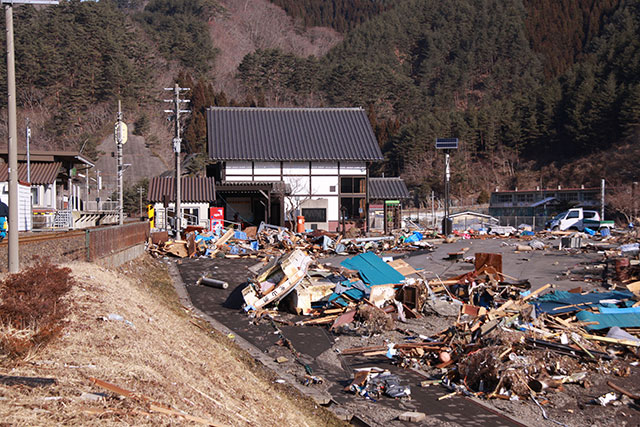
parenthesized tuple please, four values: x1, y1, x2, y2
(164, 84, 190, 240)
(5, 2, 18, 272)
(26, 118, 30, 183)
(633, 181, 638, 221)
(114, 101, 128, 226)
(96, 170, 101, 209)
(137, 186, 144, 217)
(4, 0, 58, 273)
(431, 190, 435, 229)
(601, 178, 605, 221)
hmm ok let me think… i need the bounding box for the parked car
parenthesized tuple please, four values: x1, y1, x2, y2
(545, 208, 614, 231)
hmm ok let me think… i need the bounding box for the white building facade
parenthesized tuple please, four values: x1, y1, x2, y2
(208, 108, 382, 232)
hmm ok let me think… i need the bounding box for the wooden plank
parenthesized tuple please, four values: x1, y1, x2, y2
(474, 253, 502, 274)
(607, 381, 640, 400)
(215, 228, 235, 248)
(89, 377, 137, 399)
(582, 334, 640, 347)
(388, 259, 417, 276)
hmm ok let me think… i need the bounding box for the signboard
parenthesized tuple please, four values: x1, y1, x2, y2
(384, 200, 400, 206)
(435, 138, 459, 149)
(115, 121, 128, 144)
(209, 207, 224, 232)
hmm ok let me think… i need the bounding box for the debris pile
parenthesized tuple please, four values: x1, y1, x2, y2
(148, 222, 435, 259)
(234, 243, 640, 406)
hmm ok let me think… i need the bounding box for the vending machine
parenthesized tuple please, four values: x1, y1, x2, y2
(209, 207, 224, 232)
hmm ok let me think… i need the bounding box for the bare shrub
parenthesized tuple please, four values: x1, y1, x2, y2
(0, 259, 75, 359)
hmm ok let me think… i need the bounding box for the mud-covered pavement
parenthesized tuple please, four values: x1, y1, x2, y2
(174, 237, 636, 426)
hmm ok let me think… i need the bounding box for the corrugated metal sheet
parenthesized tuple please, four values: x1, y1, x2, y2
(369, 177, 411, 200)
(207, 107, 383, 161)
(0, 162, 61, 185)
(148, 176, 216, 203)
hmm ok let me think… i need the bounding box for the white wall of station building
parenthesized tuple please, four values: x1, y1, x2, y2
(224, 160, 367, 224)
(0, 181, 33, 231)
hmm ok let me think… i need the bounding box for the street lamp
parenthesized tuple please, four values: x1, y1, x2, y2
(436, 138, 459, 235)
(3, 0, 58, 272)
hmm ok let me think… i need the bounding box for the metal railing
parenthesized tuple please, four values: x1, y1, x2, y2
(84, 201, 119, 212)
(498, 215, 551, 231)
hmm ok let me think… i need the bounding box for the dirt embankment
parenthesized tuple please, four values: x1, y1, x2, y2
(0, 255, 343, 426)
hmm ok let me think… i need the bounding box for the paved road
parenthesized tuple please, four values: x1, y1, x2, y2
(176, 238, 605, 426)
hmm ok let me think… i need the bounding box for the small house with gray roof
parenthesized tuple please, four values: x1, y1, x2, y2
(207, 107, 384, 231)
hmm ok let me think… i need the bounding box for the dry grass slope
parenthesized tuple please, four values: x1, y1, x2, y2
(0, 256, 343, 426)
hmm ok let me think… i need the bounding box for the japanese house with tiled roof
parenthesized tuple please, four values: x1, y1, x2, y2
(206, 107, 384, 231)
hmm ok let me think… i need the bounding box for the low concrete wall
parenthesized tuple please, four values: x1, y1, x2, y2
(0, 223, 148, 272)
(96, 243, 146, 268)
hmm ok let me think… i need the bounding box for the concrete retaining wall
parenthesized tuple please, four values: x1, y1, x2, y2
(96, 243, 146, 268)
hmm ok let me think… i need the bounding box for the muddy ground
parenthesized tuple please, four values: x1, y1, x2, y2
(173, 235, 640, 426)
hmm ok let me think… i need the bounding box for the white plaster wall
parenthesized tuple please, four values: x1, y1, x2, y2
(318, 196, 340, 221)
(284, 176, 310, 195)
(224, 175, 252, 182)
(283, 162, 309, 175)
(47, 185, 55, 209)
(225, 161, 252, 175)
(340, 161, 366, 175)
(254, 161, 280, 175)
(310, 175, 338, 195)
(311, 161, 338, 175)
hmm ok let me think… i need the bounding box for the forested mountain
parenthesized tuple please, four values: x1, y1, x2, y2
(0, 0, 638, 204)
(237, 0, 640, 201)
(268, 0, 393, 33)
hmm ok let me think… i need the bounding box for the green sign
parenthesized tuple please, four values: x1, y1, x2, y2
(385, 200, 400, 206)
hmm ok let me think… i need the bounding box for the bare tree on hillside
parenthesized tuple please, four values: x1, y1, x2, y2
(608, 183, 638, 225)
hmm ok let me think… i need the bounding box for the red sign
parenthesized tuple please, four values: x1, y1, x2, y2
(209, 207, 224, 231)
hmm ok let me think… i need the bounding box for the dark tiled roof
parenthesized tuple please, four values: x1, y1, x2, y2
(0, 162, 62, 185)
(148, 177, 216, 203)
(207, 107, 383, 161)
(369, 177, 411, 200)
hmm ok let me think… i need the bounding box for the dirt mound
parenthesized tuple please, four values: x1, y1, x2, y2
(0, 256, 339, 426)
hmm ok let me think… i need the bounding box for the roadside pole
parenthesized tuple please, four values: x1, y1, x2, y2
(601, 178, 605, 221)
(5, 3, 18, 272)
(163, 84, 190, 240)
(436, 138, 459, 235)
(3, 0, 59, 272)
(115, 101, 128, 226)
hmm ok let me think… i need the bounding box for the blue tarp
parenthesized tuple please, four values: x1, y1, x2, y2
(599, 306, 640, 314)
(341, 252, 405, 286)
(404, 231, 423, 243)
(576, 310, 640, 330)
(533, 290, 634, 314)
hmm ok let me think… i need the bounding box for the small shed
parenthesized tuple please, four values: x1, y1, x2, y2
(368, 177, 411, 233)
(148, 176, 216, 230)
